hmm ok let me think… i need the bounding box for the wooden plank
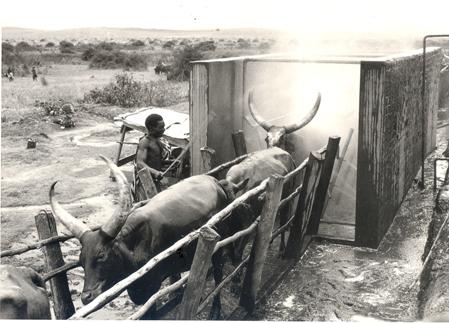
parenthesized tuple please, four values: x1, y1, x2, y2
(284, 151, 324, 259)
(307, 136, 341, 235)
(190, 64, 209, 175)
(117, 153, 136, 167)
(135, 168, 158, 201)
(111, 125, 128, 180)
(200, 146, 216, 173)
(35, 210, 75, 319)
(177, 226, 220, 320)
(232, 130, 247, 157)
(239, 175, 284, 313)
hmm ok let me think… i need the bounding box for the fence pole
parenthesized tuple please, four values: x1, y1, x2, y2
(239, 175, 284, 313)
(177, 226, 220, 320)
(35, 210, 75, 319)
(200, 146, 216, 173)
(284, 152, 324, 259)
(307, 136, 340, 235)
(232, 130, 248, 157)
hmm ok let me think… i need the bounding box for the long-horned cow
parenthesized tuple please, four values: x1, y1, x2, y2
(0, 265, 51, 319)
(225, 90, 321, 259)
(49, 156, 246, 319)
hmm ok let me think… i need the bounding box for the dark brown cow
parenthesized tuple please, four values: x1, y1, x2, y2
(0, 265, 51, 319)
(49, 156, 246, 319)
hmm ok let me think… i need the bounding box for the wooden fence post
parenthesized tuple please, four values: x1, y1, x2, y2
(307, 136, 340, 235)
(111, 125, 128, 181)
(200, 146, 216, 173)
(177, 226, 220, 320)
(239, 175, 284, 312)
(284, 152, 324, 259)
(35, 210, 75, 319)
(232, 130, 247, 157)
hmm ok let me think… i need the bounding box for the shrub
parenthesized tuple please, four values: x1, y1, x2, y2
(84, 73, 151, 108)
(237, 38, 251, 49)
(163, 40, 176, 49)
(167, 45, 204, 81)
(195, 40, 216, 51)
(89, 50, 148, 71)
(83, 73, 187, 108)
(96, 41, 116, 51)
(2, 42, 14, 53)
(59, 40, 75, 53)
(81, 47, 96, 61)
(258, 42, 271, 50)
(45, 42, 55, 48)
(131, 40, 145, 47)
(16, 41, 35, 51)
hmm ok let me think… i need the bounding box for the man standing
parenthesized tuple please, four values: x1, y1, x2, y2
(31, 66, 38, 81)
(135, 114, 167, 193)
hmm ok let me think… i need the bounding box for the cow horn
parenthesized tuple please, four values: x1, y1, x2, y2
(284, 92, 321, 134)
(99, 155, 133, 239)
(49, 181, 91, 240)
(248, 90, 271, 131)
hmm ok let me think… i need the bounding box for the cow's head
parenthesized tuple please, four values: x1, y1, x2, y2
(49, 156, 133, 304)
(248, 90, 321, 148)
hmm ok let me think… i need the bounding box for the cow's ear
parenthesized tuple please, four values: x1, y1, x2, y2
(234, 178, 249, 193)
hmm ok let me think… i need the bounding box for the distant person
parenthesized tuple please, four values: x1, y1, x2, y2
(6, 67, 14, 81)
(136, 114, 167, 190)
(31, 66, 37, 81)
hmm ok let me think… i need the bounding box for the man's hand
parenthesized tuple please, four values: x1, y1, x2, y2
(155, 170, 164, 181)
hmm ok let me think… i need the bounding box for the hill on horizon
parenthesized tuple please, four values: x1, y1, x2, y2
(2, 26, 286, 42)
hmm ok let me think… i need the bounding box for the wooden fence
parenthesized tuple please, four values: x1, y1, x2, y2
(1, 135, 340, 320)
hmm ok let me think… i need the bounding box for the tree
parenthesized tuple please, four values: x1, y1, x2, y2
(168, 45, 204, 81)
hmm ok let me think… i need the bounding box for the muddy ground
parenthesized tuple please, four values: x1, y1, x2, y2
(247, 127, 449, 322)
(1, 105, 449, 320)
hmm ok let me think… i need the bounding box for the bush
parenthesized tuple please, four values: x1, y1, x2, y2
(59, 40, 75, 53)
(163, 40, 176, 49)
(16, 41, 35, 51)
(84, 73, 151, 108)
(258, 42, 271, 50)
(89, 50, 148, 71)
(83, 73, 187, 108)
(45, 42, 55, 48)
(2, 42, 14, 53)
(131, 40, 145, 47)
(237, 38, 251, 49)
(96, 41, 117, 51)
(81, 47, 96, 61)
(195, 40, 216, 51)
(167, 45, 204, 81)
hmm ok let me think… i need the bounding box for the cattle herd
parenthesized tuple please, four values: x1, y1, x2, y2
(1, 91, 321, 319)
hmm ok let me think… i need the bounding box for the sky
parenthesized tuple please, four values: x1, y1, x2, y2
(1, 0, 448, 36)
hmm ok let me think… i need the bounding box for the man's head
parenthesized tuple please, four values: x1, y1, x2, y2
(145, 114, 165, 138)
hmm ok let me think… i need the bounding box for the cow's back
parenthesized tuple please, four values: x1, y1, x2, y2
(226, 147, 295, 193)
(119, 175, 227, 246)
(0, 265, 51, 319)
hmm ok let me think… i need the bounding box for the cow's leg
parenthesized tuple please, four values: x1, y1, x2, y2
(128, 278, 161, 319)
(208, 250, 224, 320)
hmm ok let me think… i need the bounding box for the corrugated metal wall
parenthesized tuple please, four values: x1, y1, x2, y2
(356, 48, 442, 248)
